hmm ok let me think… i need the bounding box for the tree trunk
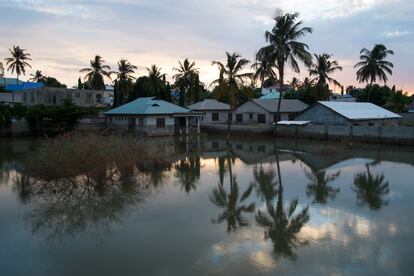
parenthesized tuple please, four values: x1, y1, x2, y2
(274, 62, 284, 137)
(226, 110, 232, 145)
(367, 79, 374, 102)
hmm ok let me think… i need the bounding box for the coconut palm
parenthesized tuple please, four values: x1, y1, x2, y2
(4, 45, 32, 84)
(251, 165, 278, 202)
(305, 169, 340, 204)
(173, 59, 200, 106)
(309, 54, 343, 87)
(258, 12, 312, 122)
(29, 70, 45, 82)
(251, 50, 277, 88)
(80, 55, 111, 90)
(174, 157, 201, 194)
(144, 65, 167, 99)
(289, 77, 302, 90)
(353, 164, 390, 210)
(301, 77, 314, 88)
(211, 52, 252, 142)
(354, 44, 394, 101)
(113, 59, 137, 82)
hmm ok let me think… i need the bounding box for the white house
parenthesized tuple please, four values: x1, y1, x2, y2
(105, 97, 203, 136)
(188, 99, 230, 124)
(234, 99, 308, 124)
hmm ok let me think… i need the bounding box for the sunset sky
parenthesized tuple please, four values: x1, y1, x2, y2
(0, 0, 413, 92)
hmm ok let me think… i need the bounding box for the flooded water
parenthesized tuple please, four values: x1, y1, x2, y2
(1, 136, 414, 276)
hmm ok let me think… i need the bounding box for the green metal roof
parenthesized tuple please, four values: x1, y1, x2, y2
(104, 97, 191, 115)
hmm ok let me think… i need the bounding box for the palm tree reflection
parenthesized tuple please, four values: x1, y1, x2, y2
(174, 157, 201, 194)
(255, 153, 310, 261)
(210, 152, 255, 232)
(305, 169, 341, 204)
(353, 163, 390, 210)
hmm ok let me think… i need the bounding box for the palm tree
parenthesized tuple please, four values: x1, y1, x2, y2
(112, 59, 137, 106)
(301, 77, 314, 88)
(353, 164, 390, 210)
(251, 50, 277, 88)
(289, 77, 302, 90)
(354, 44, 394, 101)
(4, 45, 32, 84)
(251, 165, 278, 202)
(29, 70, 45, 82)
(309, 54, 343, 87)
(174, 157, 201, 194)
(0, 62, 5, 86)
(80, 55, 111, 90)
(305, 169, 340, 204)
(258, 12, 312, 122)
(144, 65, 167, 99)
(211, 52, 252, 142)
(173, 59, 200, 106)
(113, 59, 137, 82)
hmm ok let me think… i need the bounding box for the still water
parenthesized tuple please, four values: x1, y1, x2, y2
(0, 136, 414, 276)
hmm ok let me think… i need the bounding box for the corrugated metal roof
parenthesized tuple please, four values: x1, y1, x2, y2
(0, 78, 24, 86)
(260, 91, 280, 99)
(252, 99, 308, 113)
(277, 120, 311, 125)
(188, 99, 230, 110)
(319, 101, 401, 120)
(105, 97, 191, 115)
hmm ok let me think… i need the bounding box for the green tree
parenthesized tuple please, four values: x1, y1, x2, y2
(77, 77, 83, 89)
(289, 77, 301, 90)
(385, 89, 412, 113)
(4, 45, 32, 84)
(144, 65, 168, 100)
(80, 55, 111, 90)
(112, 59, 137, 106)
(354, 44, 394, 101)
(251, 50, 277, 88)
(0, 62, 6, 87)
(173, 59, 200, 106)
(174, 157, 201, 194)
(258, 12, 312, 122)
(29, 70, 45, 82)
(211, 52, 252, 141)
(305, 169, 340, 204)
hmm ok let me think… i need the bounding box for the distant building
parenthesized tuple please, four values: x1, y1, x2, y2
(21, 87, 105, 107)
(105, 97, 203, 136)
(234, 99, 308, 124)
(0, 77, 24, 87)
(330, 93, 356, 102)
(295, 101, 401, 126)
(188, 99, 230, 124)
(408, 100, 414, 113)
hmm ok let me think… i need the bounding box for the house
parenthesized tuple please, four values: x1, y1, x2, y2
(261, 84, 281, 98)
(21, 87, 105, 107)
(105, 97, 203, 136)
(188, 99, 230, 124)
(234, 99, 308, 124)
(295, 101, 401, 126)
(0, 81, 44, 104)
(330, 93, 356, 102)
(0, 77, 24, 87)
(408, 100, 414, 113)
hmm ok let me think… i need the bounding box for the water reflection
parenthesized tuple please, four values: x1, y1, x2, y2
(353, 163, 390, 210)
(174, 157, 201, 194)
(304, 169, 341, 205)
(210, 152, 256, 232)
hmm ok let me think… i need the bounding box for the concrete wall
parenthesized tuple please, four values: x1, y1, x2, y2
(233, 101, 291, 124)
(22, 87, 104, 107)
(198, 110, 229, 124)
(0, 93, 22, 103)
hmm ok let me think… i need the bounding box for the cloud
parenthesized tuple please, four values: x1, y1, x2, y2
(382, 30, 411, 37)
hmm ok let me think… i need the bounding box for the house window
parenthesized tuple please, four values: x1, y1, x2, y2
(212, 112, 219, 121)
(31, 93, 35, 103)
(96, 93, 102, 103)
(249, 113, 253, 119)
(236, 144, 243, 150)
(288, 113, 295, 121)
(156, 118, 165, 128)
(138, 118, 144, 127)
(257, 114, 266, 124)
(236, 114, 243, 123)
(227, 113, 232, 121)
(52, 95, 56, 104)
(257, 145, 265, 152)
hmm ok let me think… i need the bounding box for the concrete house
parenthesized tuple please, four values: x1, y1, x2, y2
(105, 97, 202, 136)
(234, 99, 308, 124)
(22, 87, 104, 107)
(295, 101, 401, 126)
(188, 99, 230, 124)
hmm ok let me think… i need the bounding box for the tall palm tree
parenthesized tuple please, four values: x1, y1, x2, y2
(309, 54, 342, 87)
(174, 157, 201, 194)
(251, 165, 278, 202)
(173, 58, 200, 106)
(29, 70, 45, 82)
(144, 65, 167, 99)
(301, 77, 314, 88)
(353, 164, 390, 210)
(289, 77, 302, 90)
(80, 55, 111, 90)
(251, 50, 277, 88)
(4, 45, 32, 84)
(305, 169, 340, 204)
(354, 44, 394, 101)
(211, 52, 252, 142)
(113, 59, 137, 82)
(258, 12, 312, 122)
